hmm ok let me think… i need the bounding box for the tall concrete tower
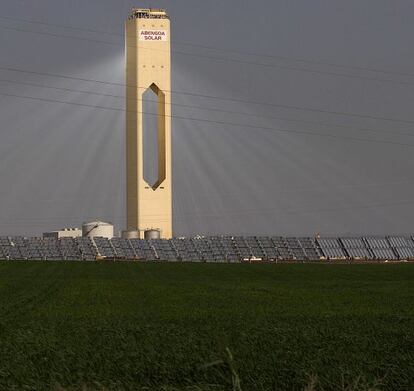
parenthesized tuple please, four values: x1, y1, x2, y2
(125, 8, 172, 239)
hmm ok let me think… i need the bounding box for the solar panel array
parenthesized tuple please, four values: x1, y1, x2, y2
(364, 237, 398, 260)
(388, 236, 414, 260)
(76, 238, 97, 260)
(316, 238, 347, 259)
(340, 237, 373, 259)
(0, 235, 413, 262)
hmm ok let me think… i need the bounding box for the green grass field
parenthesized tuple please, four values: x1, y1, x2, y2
(0, 262, 412, 390)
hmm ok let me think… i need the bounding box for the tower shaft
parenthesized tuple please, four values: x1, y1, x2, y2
(126, 9, 172, 238)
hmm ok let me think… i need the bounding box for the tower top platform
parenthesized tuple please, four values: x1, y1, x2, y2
(128, 8, 169, 20)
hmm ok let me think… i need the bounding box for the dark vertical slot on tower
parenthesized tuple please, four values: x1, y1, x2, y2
(142, 87, 159, 189)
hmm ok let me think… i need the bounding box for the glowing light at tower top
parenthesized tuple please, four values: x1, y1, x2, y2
(128, 8, 169, 20)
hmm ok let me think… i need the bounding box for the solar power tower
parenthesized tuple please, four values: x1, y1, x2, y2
(125, 8, 172, 238)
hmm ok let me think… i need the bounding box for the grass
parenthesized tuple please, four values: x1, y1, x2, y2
(0, 262, 412, 390)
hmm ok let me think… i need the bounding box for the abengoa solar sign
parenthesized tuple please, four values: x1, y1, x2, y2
(139, 30, 167, 41)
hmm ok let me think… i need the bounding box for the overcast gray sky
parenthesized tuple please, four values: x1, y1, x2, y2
(0, 0, 414, 237)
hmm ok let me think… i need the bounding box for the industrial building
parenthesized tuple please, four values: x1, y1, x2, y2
(82, 221, 114, 239)
(43, 228, 82, 239)
(44, 222, 114, 240)
(125, 8, 172, 239)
